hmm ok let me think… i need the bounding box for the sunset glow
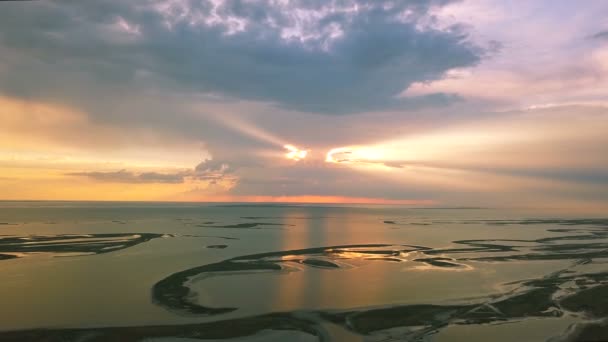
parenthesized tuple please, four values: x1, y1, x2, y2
(0, 0, 605, 209)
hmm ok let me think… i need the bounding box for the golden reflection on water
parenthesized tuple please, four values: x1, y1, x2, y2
(271, 210, 397, 311)
(274, 210, 312, 309)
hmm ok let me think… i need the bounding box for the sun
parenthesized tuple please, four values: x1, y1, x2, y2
(284, 144, 309, 161)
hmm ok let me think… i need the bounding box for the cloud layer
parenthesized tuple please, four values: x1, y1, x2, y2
(0, 0, 483, 114)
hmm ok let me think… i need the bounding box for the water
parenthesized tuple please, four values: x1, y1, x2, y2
(1, 201, 607, 341)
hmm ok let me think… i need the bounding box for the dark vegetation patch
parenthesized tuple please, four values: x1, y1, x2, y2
(301, 258, 340, 268)
(564, 320, 608, 342)
(413, 257, 463, 268)
(365, 257, 402, 262)
(197, 222, 294, 229)
(152, 244, 421, 315)
(207, 245, 228, 249)
(0, 253, 18, 260)
(0, 313, 320, 342)
(0, 233, 163, 260)
(561, 284, 608, 317)
(152, 260, 282, 315)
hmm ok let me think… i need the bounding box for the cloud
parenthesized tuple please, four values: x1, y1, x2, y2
(68, 158, 237, 185)
(193, 158, 237, 184)
(67, 169, 187, 184)
(591, 30, 608, 40)
(0, 0, 483, 114)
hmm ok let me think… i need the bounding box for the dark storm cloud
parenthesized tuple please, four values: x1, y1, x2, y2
(0, 0, 483, 115)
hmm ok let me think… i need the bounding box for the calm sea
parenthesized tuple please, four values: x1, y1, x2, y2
(1, 201, 607, 341)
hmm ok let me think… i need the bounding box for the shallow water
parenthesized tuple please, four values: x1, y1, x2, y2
(1, 201, 607, 341)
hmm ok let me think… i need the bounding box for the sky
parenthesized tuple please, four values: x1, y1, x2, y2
(1, 0, 607, 209)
